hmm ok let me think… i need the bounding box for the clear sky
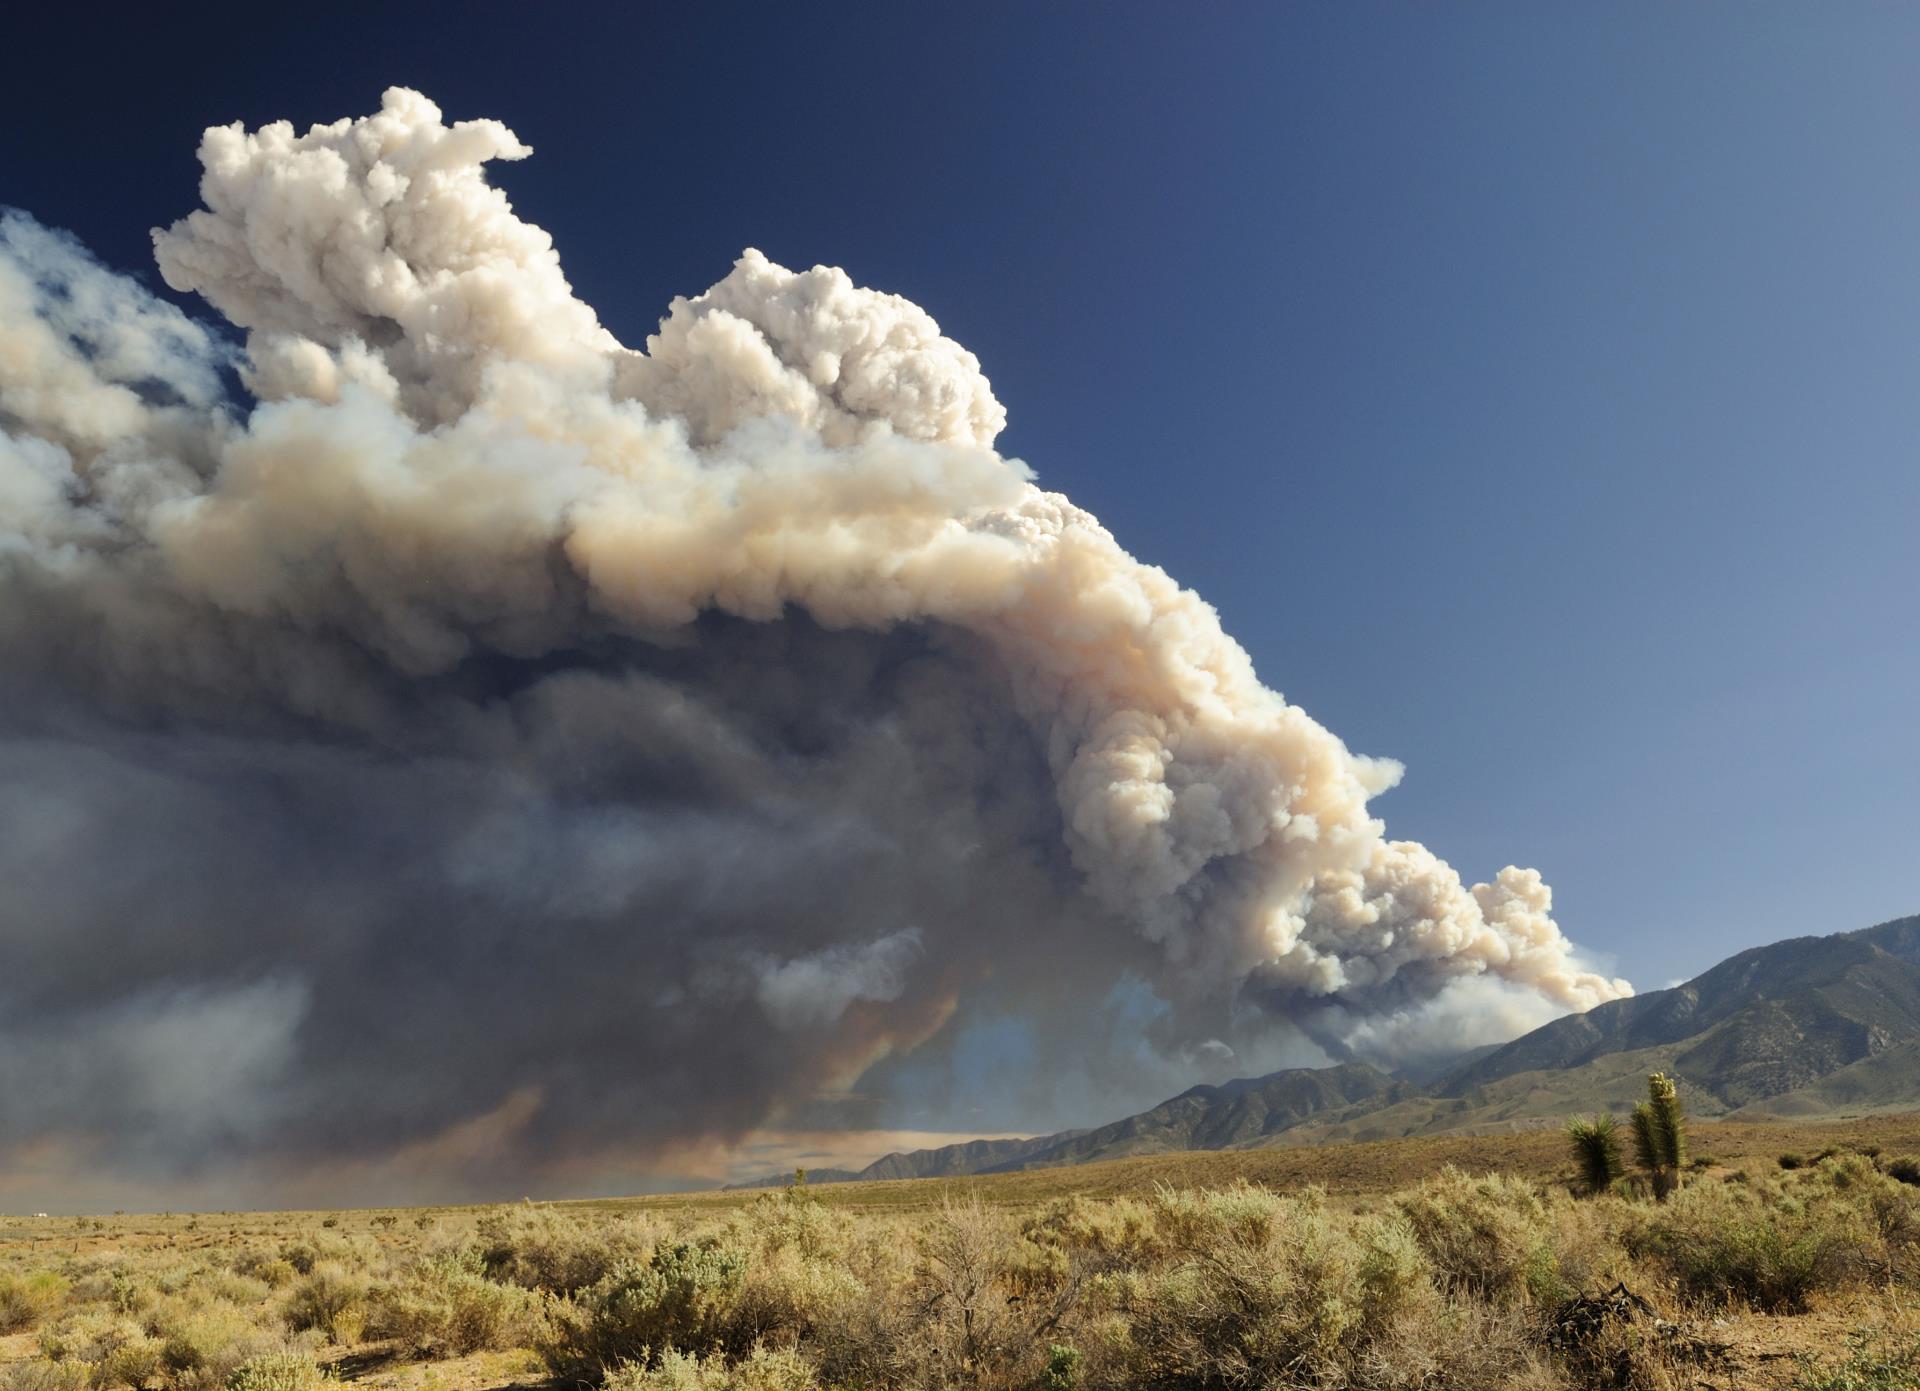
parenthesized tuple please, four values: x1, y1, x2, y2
(6, 2, 1915, 996)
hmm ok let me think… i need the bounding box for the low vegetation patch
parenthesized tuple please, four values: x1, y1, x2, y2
(4, 1117, 1920, 1391)
(0, 1273, 70, 1334)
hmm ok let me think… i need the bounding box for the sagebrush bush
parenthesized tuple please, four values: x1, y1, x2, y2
(100, 1334, 169, 1389)
(150, 1299, 268, 1391)
(0, 1272, 71, 1333)
(232, 1253, 296, 1290)
(541, 1240, 749, 1381)
(1122, 1184, 1437, 1390)
(223, 1351, 329, 1391)
(725, 1190, 856, 1266)
(722, 1246, 863, 1354)
(281, 1267, 367, 1344)
(36, 1308, 144, 1365)
(478, 1205, 661, 1296)
(907, 1195, 1047, 1389)
(367, 1247, 539, 1356)
(1395, 1168, 1559, 1305)
(1, 1363, 94, 1391)
(1623, 1173, 1869, 1312)
(1792, 1329, 1920, 1391)
(601, 1344, 820, 1391)
(1350, 1298, 1560, 1391)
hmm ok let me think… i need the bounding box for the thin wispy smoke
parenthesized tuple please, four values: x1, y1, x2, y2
(0, 89, 1629, 1203)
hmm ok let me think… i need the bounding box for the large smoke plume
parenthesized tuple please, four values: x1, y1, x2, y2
(0, 90, 1628, 1205)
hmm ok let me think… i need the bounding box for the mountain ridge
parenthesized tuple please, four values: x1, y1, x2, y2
(724, 913, 1920, 1190)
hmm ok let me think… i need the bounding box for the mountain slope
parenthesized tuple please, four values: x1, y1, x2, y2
(857, 1133, 1079, 1182)
(724, 1063, 1398, 1187)
(1728, 1039, 1920, 1119)
(724, 914, 1920, 1190)
(1438, 915, 1920, 1107)
(988, 1062, 1406, 1171)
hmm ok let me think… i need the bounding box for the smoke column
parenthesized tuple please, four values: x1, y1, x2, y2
(0, 90, 1628, 1202)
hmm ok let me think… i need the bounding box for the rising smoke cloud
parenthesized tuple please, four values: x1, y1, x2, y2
(0, 89, 1629, 1204)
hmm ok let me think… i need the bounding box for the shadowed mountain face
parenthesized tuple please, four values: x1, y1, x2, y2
(725, 915, 1920, 1189)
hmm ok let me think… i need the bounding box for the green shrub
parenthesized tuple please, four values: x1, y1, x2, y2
(721, 1248, 862, 1353)
(0, 1272, 71, 1334)
(35, 1309, 145, 1365)
(281, 1268, 367, 1344)
(1780, 1153, 1807, 1171)
(151, 1300, 263, 1387)
(1040, 1343, 1081, 1391)
(368, 1248, 538, 1357)
(1623, 1178, 1864, 1312)
(541, 1240, 749, 1381)
(600, 1345, 818, 1391)
(99, 1335, 168, 1389)
(232, 1252, 296, 1290)
(727, 1190, 855, 1267)
(1123, 1185, 1434, 1389)
(1793, 1330, 1920, 1391)
(224, 1352, 329, 1391)
(1395, 1169, 1557, 1305)
(478, 1206, 658, 1296)
(193, 1271, 271, 1308)
(1, 1362, 94, 1391)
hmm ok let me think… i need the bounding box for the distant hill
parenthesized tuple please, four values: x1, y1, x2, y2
(725, 1167, 865, 1190)
(986, 1062, 1406, 1171)
(727, 1062, 1403, 1188)
(726, 1133, 1080, 1190)
(725, 914, 1920, 1189)
(860, 1133, 1079, 1181)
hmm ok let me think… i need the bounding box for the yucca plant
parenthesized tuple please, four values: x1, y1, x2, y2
(1630, 1072, 1686, 1200)
(1566, 1114, 1623, 1196)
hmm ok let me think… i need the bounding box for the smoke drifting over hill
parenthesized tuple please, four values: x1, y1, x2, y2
(0, 90, 1629, 1203)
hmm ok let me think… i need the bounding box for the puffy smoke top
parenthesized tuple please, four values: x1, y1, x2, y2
(618, 249, 1009, 449)
(0, 89, 1628, 1200)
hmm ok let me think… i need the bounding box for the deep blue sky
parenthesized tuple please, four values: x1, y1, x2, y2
(6, 2, 1915, 990)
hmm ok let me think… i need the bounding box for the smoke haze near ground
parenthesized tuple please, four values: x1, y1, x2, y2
(0, 90, 1629, 1205)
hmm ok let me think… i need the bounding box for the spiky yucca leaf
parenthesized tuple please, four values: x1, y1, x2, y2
(1567, 1114, 1623, 1196)
(1645, 1072, 1686, 1171)
(1630, 1103, 1662, 1172)
(1630, 1073, 1687, 1200)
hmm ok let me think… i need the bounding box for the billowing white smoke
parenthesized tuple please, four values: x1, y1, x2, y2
(0, 89, 1628, 1196)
